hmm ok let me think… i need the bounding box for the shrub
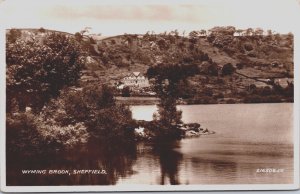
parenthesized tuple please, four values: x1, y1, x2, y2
(6, 112, 43, 155)
(63, 85, 136, 144)
(244, 43, 254, 51)
(199, 62, 218, 76)
(7, 110, 89, 156)
(86, 104, 135, 144)
(38, 121, 89, 149)
(122, 86, 131, 97)
(222, 63, 236, 76)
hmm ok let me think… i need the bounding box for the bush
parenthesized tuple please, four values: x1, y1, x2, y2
(38, 121, 89, 149)
(6, 112, 43, 155)
(6, 109, 90, 156)
(199, 62, 218, 76)
(122, 86, 131, 97)
(222, 63, 236, 76)
(244, 43, 254, 51)
(62, 85, 136, 144)
(86, 104, 135, 144)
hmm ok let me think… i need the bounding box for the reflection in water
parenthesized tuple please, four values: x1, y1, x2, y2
(7, 141, 138, 186)
(152, 141, 183, 185)
(6, 104, 294, 185)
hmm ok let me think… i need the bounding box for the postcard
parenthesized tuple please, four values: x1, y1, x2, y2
(1, 0, 299, 192)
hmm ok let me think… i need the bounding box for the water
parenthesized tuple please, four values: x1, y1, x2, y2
(122, 103, 294, 184)
(7, 103, 294, 185)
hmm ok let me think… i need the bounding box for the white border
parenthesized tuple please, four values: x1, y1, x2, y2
(1, 0, 299, 192)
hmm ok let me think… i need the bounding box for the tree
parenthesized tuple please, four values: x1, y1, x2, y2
(254, 28, 264, 36)
(80, 27, 92, 35)
(245, 28, 254, 36)
(189, 31, 199, 39)
(122, 86, 131, 97)
(267, 29, 273, 36)
(89, 37, 96, 44)
(200, 29, 207, 36)
(6, 32, 85, 112)
(38, 27, 46, 33)
(157, 39, 168, 50)
(209, 26, 236, 36)
(147, 64, 199, 140)
(7, 29, 22, 43)
(235, 29, 244, 36)
(75, 32, 83, 41)
(64, 85, 135, 144)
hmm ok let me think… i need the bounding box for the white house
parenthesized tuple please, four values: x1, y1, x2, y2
(122, 72, 150, 88)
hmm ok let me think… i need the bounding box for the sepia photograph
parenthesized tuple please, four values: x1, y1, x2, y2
(0, 0, 299, 192)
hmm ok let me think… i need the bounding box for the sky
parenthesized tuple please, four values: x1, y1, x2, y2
(0, 0, 299, 36)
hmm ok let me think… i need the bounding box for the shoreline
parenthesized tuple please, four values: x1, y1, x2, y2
(134, 121, 216, 141)
(116, 96, 294, 106)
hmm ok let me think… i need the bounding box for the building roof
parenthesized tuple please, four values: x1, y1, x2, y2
(132, 72, 141, 77)
(123, 72, 148, 80)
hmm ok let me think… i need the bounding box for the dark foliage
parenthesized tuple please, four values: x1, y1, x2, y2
(6, 32, 85, 112)
(63, 85, 136, 144)
(146, 63, 199, 140)
(6, 29, 22, 43)
(122, 86, 131, 97)
(221, 63, 236, 76)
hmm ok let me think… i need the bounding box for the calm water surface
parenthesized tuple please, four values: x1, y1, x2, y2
(7, 103, 294, 185)
(123, 103, 294, 184)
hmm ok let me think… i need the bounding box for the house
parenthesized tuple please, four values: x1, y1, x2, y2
(122, 72, 150, 88)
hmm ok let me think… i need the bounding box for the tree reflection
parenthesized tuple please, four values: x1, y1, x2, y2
(152, 141, 183, 185)
(6, 141, 137, 186)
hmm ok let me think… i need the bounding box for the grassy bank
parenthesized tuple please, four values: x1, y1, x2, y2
(116, 96, 159, 105)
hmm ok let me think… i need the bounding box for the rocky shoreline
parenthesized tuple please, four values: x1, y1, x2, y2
(134, 121, 215, 141)
(179, 123, 216, 137)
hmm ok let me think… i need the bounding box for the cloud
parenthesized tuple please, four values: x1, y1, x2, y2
(43, 5, 212, 23)
(0, 0, 299, 35)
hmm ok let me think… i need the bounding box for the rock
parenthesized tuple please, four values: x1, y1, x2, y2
(187, 123, 201, 129)
(203, 128, 209, 133)
(185, 130, 200, 137)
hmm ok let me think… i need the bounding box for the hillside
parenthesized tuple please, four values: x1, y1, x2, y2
(77, 29, 293, 103)
(6, 27, 294, 103)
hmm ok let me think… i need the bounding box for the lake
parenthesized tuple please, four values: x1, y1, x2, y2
(6, 103, 294, 185)
(122, 103, 294, 184)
